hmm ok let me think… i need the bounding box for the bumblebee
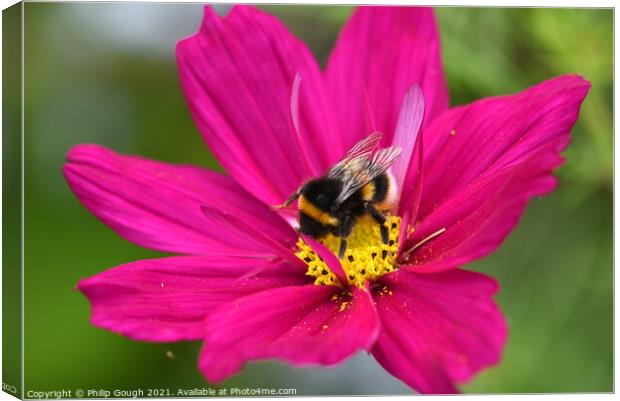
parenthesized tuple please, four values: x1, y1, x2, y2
(277, 132, 401, 259)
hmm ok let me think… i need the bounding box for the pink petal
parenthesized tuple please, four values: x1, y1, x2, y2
(420, 75, 590, 218)
(177, 6, 342, 206)
(199, 285, 379, 382)
(77, 255, 309, 342)
(371, 269, 507, 394)
(63, 144, 296, 255)
(390, 85, 425, 234)
(325, 6, 448, 150)
(301, 234, 347, 285)
(402, 75, 590, 272)
(402, 147, 564, 272)
(391, 85, 425, 195)
(201, 205, 303, 268)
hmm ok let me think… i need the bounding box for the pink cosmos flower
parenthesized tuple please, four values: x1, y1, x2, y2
(64, 5, 590, 394)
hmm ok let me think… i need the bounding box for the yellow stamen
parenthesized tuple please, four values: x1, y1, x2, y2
(295, 215, 400, 289)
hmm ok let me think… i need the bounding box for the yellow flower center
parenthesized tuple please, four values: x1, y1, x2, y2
(295, 215, 401, 288)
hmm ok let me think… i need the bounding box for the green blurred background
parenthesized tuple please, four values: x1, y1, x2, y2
(11, 3, 613, 395)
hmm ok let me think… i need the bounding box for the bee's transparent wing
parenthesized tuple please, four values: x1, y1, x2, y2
(343, 131, 383, 160)
(328, 132, 383, 179)
(333, 146, 402, 208)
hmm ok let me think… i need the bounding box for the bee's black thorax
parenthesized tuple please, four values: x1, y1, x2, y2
(300, 177, 343, 212)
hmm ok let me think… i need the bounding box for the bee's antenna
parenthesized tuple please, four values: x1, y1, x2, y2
(272, 188, 301, 210)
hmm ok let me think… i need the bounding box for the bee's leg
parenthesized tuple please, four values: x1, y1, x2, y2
(338, 239, 347, 260)
(367, 205, 388, 244)
(338, 216, 354, 259)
